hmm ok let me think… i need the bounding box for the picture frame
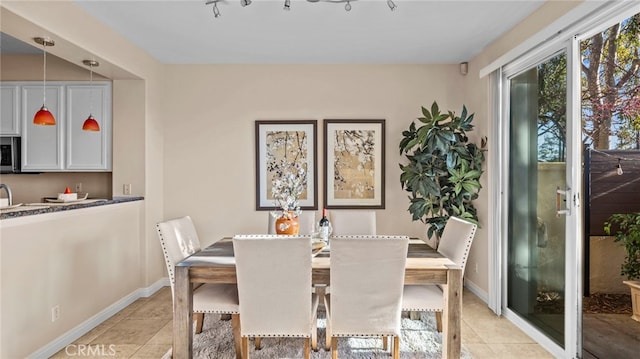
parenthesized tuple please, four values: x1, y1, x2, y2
(255, 120, 318, 211)
(323, 119, 385, 209)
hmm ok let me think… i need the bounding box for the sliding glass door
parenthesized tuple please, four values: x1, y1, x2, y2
(502, 44, 581, 357)
(508, 51, 568, 345)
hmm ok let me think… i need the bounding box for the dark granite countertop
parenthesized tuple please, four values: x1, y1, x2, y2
(0, 196, 144, 220)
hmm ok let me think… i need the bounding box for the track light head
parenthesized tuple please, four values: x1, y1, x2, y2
(205, 0, 222, 17)
(345, 1, 351, 11)
(241, 0, 252, 7)
(284, 0, 291, 11)
(387, 0, 397, 11)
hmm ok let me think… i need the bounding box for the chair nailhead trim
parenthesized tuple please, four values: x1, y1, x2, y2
(197, 310, 240, 314)
(333, 334, 396, 337)
(243, 334, 311, 338)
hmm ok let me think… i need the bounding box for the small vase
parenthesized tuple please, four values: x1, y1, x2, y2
(275, 211, 300, 235)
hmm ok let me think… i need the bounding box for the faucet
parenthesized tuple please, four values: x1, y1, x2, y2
(0, 184, 13, 206)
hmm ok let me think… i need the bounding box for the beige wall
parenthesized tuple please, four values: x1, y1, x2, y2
(590, 236, 628, 294)
(0, 54, 109, 81)
(161, 64, 466, 245)
(0, 201, 143, 358)
(0, 172, 111, 203)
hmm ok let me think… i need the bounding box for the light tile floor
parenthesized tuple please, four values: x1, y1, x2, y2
(52, 287, 553, 358)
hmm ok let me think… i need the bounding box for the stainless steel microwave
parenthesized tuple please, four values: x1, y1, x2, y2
(0, 137, 21, 174)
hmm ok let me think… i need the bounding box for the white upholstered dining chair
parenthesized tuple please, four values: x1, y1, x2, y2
(233, 235, 319, 359)
(268, 210, 317, 235)
(324, 235, 409, 359)
(156, 216, 243, 358)
(402, 216, 477, 332)
(328, 210, 376, 235)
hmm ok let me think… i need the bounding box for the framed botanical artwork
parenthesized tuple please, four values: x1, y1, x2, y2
(323, 119, 385, 209)
(255, 120, 318, 211)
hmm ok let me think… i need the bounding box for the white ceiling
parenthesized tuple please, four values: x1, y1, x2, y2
(67, 0, 545, 64)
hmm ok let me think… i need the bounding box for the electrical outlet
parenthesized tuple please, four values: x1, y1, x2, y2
(51, 305, 60, 322)
(123, 184, 132, 195)
(475, 263, 479, 273)
(75, 182, 83, 193)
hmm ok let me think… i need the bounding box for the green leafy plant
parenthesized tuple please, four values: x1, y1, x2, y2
(399, 102, 485, 239)
(604, 212, 640, 280)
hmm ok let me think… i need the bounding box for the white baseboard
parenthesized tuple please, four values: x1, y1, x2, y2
(28, 278, 170, 359)
(140, 277, 170, 297)
(464, 278, 489, 304)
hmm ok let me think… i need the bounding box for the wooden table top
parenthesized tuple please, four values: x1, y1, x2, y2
(178, 238, 456, 285)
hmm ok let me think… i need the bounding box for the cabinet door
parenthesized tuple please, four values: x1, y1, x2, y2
(21, 85, 64, 171)
(1, 84, 20, 135)
(65, 83, 112, 171)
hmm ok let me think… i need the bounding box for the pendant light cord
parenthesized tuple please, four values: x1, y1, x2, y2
(89, 65, 93, 116)
(42, 43, 47, 105)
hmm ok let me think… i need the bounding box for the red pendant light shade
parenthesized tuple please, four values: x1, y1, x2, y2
(82, 59, 100, 132)
(33, 37, 56, 126)
(82, 115, 100, 131)
(34, 105, 56, 126)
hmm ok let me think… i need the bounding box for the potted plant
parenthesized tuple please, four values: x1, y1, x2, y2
(399, 101, 485, 243)
(270, 159, 306, 234)
(604, 212, 640, 322)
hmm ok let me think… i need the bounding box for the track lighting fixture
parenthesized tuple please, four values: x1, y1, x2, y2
(387, 0, 397, 11)
(206, 0, 396, 17)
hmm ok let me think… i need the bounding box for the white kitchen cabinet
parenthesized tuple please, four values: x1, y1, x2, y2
(1, 84, 20, 135)
(17, 81, 112, 172)
(21, 84, 64, 171)
(66, 83, 112, 171)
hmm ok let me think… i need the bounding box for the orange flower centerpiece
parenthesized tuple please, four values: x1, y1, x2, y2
(271, 160, 307, 235)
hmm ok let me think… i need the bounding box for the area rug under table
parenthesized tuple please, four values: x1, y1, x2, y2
(164, 311, 472, 359)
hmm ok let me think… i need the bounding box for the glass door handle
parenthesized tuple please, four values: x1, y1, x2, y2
(556, 186, 571, 217)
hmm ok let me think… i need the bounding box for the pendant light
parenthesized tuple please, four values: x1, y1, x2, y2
(81, 60, 100, 131)
(33, 37, 56, 126)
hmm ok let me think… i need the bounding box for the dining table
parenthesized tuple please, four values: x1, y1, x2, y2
(173, 238, 463, 359)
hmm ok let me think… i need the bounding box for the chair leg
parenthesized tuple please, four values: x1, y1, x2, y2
(311, 327, 318, 351)
(392, 336, 400, 359)
(331, 337, 338, 359)
(325, 317, 332, 351)
(241, 337, 250, 359)
(311, 304, 318, 352)
(232, 314, 242, 359)
(254, 337, 262, 350)
(435, 311, 443, 333)
(409, 310, 421, 320)
(194, 313, 204, 334)
(304, 338, 311, 359)
(382, 336, 388, 351)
